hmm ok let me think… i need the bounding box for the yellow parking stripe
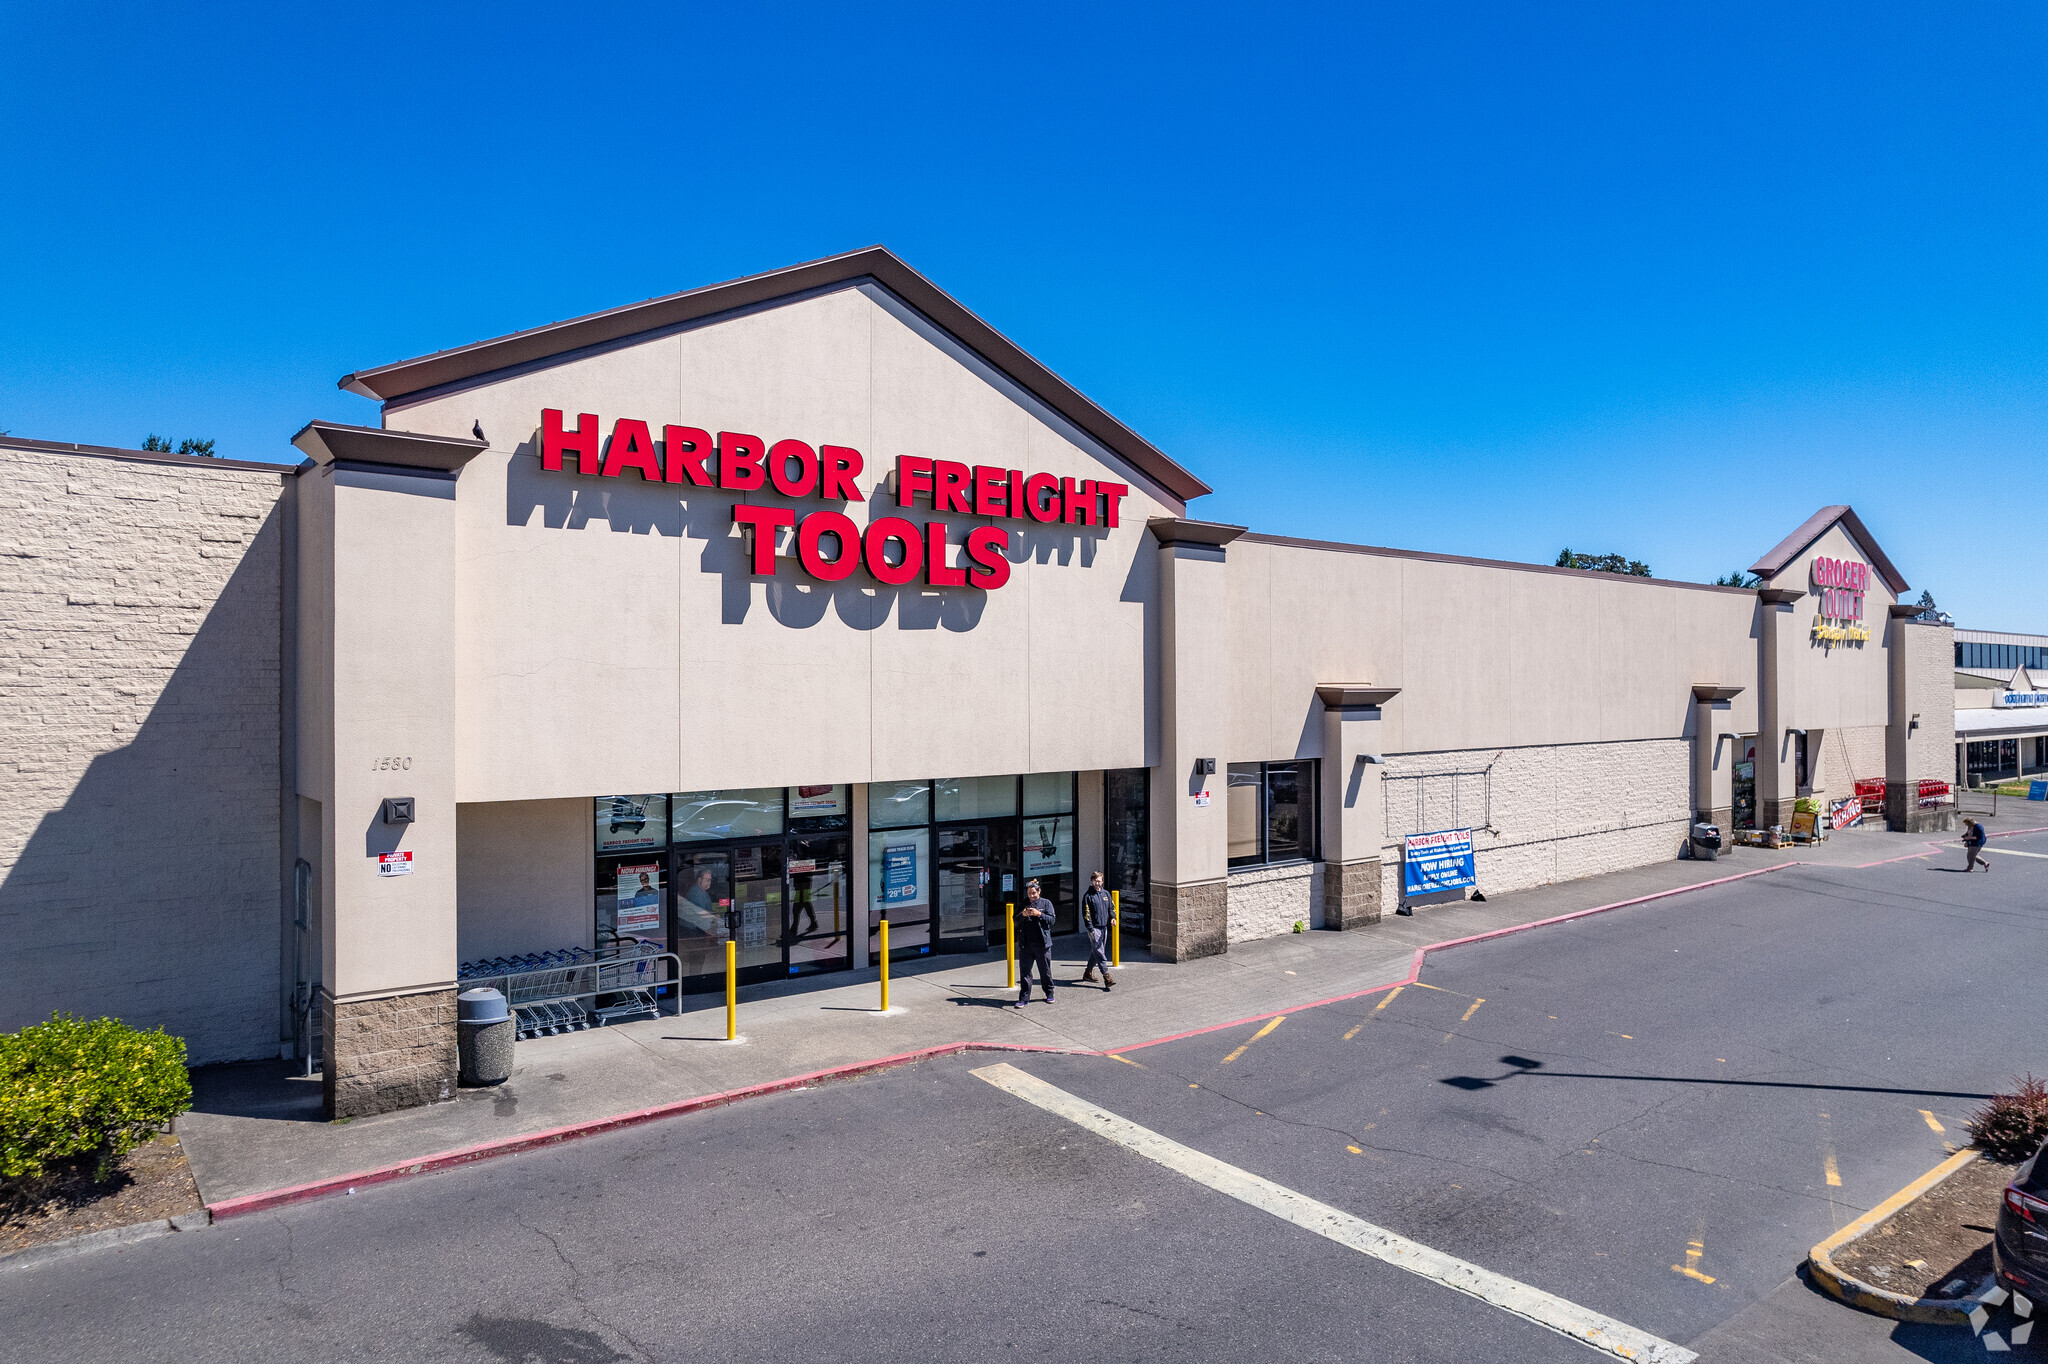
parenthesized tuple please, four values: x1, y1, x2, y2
(1221, 1014, 1285, 1064)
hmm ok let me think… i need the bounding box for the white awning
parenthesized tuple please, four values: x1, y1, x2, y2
(1956, 708, 2048, 738)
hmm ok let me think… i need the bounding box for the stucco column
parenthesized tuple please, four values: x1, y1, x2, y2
(292, 422, 484, 1118)
(1885, 607, 1957, 833)
(1756, 588, 1804, 831)
(1315, 686, 1399, 930)
(1146, 519, 1243, 962)
(1690, 685, 1742, 832)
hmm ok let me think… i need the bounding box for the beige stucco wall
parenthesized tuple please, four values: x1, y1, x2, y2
(0, 445, 288, 1064)
(387, 282, 1176, 805)
(1766, 522, 1896, 736)
(456, 799, 592, 963)
(1226, 538, 1762, 762)
(305, 463, 462, 1001)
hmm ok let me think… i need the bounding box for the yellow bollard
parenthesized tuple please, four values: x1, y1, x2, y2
(1111, 889, 1121, 968)
(725, 939, 737, 1041)
(879, 919, 890, 1012)
(1005, 901, 1016, 989)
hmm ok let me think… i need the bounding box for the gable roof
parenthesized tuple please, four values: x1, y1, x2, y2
(1749, 505, 1909, 595)
(337, 246, 1212, 504)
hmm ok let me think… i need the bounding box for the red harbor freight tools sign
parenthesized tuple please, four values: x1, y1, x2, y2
(540, 410, 1127, 592)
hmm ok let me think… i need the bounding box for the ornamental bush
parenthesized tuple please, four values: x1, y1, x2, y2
(1968, 1074, 2048, 1163)
(0, 1013, 192, 1182)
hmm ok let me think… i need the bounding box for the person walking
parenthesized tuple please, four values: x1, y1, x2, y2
(1080, 871, 1117, 990)
(1962, 817, 1992, 872)
(1016, 878, 1056, 1004)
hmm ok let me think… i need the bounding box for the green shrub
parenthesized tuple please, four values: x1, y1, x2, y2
(1968, 1074, 2048, 1162)
(0, 1013, 192, 1182)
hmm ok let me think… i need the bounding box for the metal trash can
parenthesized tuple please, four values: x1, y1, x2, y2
(457, 987, 513, 1087)
(1689, 822, 1722, 862)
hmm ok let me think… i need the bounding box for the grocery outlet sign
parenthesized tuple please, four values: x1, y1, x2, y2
(1810, 555, 1872, 643)
(540, 410, 1127, 591)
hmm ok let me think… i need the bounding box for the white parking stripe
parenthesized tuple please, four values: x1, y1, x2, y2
(972, 1061, 1697, 1364)
(1984, 847, 2048, 859)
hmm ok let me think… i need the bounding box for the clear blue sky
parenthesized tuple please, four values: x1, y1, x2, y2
(4, 4, 2043, 627)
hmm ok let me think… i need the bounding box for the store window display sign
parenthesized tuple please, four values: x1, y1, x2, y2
(538, 410, 1127, 592)
(1810, 555, 1873, 644)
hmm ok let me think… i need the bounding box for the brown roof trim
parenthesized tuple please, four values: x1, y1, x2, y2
(1235, 531, 1759, 596)
(1748, 505, 1909, 595)
(1148, 517, 1247, 549)
(291, 420, 487, 473)
(0, 434, 290, 476)
(337, 246, 1213, 504)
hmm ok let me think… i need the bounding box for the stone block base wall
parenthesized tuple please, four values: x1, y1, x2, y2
(1227, 861, 1323, 944)
(323, 988, 457, 1119)
(1151, 880, 1227, 961)
(1323, 858, 1382, 929)
(1378, 739, 1692, 909)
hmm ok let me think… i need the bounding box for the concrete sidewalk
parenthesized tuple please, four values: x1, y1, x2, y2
(179, 813, 2037, 1205)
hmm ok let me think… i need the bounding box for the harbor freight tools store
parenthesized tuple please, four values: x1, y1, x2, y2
(0, 248, 1955, 1119)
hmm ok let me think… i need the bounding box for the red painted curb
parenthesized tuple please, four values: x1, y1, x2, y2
(206, 1040, 1075, 1221)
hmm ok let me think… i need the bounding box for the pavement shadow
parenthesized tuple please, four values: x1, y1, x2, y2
(1439, 1054, 1997, 1102)
(189, 1059, 327, 1124)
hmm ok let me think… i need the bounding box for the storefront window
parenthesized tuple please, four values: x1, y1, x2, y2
(935, 775, 1017, 821)
(672, 788, 784, 842)
(868, 827, 932, 957)
(1103, 768, 1149, 939)
(1228, 761, 1319, 867)
(1266, 762, 1310, 862)
(1023, 772, 1075, 817)
(597, 851, 668, 951)
(1227, 764, 1263, 865)
(787, 784, 849, 820)
(595, 794, 667, 854)
(868, 780, 931, 828)
(1021, 811, 1075, 878)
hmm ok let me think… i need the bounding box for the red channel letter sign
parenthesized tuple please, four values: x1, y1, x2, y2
(538, 410, 1127, 592)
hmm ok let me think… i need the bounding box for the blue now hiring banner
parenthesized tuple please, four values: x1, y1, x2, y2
(1403, 828, 1477, 896)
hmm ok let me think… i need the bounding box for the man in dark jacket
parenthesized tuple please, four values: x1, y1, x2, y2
(1016, 878, 1056, 1004)
(1080, 871, 1116, 990)
(1962, 817, 1992, 872)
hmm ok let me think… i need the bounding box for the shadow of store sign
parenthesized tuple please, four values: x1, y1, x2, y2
(537, 409, 1127, 592)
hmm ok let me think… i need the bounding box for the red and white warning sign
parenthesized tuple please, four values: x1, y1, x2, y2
(377, 850, 414, 877)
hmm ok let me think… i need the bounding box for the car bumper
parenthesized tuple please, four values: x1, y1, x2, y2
(1994, 1235, 2048, 1299)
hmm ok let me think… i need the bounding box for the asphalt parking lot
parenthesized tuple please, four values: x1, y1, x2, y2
(5, 829, 2044, 1362)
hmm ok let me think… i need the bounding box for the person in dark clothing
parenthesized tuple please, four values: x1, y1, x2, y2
(1016, 878, 1056, 1004)
(1080, 871, 1116, 989)
(1962, 817, 1992, 872)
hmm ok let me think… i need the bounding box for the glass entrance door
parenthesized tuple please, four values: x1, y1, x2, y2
(675, 843, 788, 987)
(935, 826, 995, 954)
(982, 821, 1022, 948)
(784, 834, 850, 976)
(1732, 737, 1758, 831)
